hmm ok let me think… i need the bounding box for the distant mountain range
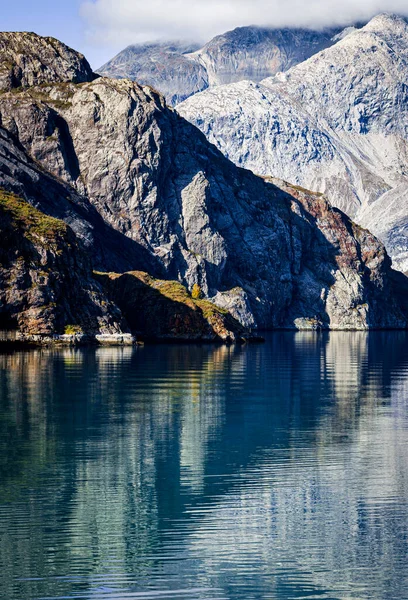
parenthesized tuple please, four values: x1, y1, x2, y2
(178, 13, 408, 272)
(97, 26, 349, 105)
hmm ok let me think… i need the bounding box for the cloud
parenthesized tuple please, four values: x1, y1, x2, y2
(80, 0, 408, 48)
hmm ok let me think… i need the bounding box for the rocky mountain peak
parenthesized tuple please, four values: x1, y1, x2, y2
(97, 41, 207, 105)
(0, 31, 96, 92)
(178, 12, 408, 272)
(97, 24, 345, 105)
(363, 12, 408, 33)
(323, 12, 408, 55)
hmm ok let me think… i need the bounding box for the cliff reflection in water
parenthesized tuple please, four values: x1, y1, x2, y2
(0, 332, 408, 600)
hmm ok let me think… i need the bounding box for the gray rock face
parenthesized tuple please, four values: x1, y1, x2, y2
(0, 32, 96, 91)
(97, 42, 208, 106)
(0, 126, 247, 343)
(191, 26, 342, 86)
(0, 37, 406, 331)
(0, 125, 161, 276)
(178, 14, 408, 272)
(97, 26, 343, 105)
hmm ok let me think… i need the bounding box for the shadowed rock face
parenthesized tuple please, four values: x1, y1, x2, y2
(0, 32, 96, 91)
(0, 132, 248, 342)
(0, 190, 126, 338)
(0, 186, 248, 343)
(0, 125, 164, 276)
(0, 32, 407, 330)
(97, 26, 342, 105)
(95, 271, 247, 342)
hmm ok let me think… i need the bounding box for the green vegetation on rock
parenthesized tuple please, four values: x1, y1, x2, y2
(64, 325, 83, 335)
(94, 270, 243, 341)
(0, 190, 67, 246)
(0, 190, 127, 340)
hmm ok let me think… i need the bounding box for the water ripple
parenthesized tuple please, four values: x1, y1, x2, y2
(0, 332, 408, 599)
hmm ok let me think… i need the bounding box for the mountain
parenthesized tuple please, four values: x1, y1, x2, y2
(178, 14, 408, 272)
(0, 125, 246, 343)
(0, 31, 407, 337)
(190, 25, 344, 86)
(0, 31, 96, 91)
(97, 26, 344, 105)
(97, 42, 207, 106)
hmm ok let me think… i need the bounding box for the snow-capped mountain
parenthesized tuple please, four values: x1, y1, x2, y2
(97, 26, 343, 105)
(178, 14, 408, 272)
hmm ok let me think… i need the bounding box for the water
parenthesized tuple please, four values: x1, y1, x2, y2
(0, 332, 408, 600)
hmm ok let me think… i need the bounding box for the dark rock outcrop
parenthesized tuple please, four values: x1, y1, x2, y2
(95, 271, 247, 342)
(0, 189, 129, 342)
(0, 32, 96, 92)
(0, 32, 407, 331)
(0, 124, 163, 276)
(0, 186, 248, 344)
(0, 128, 249, 343)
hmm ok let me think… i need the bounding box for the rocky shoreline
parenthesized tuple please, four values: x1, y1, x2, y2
(0, 331, 266, 347)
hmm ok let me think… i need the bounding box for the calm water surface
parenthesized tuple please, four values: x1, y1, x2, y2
(0, 332, 408, 600)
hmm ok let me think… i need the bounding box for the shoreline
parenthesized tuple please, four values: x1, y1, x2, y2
(0, 332, 265, 348)
(1, 327, 407, 350)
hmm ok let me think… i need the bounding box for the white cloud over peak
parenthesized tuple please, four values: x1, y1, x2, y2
(80, 0, 408, 48)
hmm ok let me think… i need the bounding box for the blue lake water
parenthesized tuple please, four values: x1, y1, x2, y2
(0, 332, 408, 600)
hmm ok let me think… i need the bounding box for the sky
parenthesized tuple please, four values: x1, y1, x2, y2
(3, 1, 408, 68)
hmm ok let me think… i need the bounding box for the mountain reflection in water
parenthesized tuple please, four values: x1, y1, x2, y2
(0, 332, 407, 600)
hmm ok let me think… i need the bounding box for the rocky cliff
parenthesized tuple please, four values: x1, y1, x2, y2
(178, 14, 408, 272)
(191, 26, 343, 87)
(0, 183, 248, 344)
(0, 189, 129, 343)
(97, 26, 343, 105)
(0, 32, 407, 331)
(0, 123, 161, 276)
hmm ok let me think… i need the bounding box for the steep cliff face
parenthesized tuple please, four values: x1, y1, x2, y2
(178, 14, 408, 271)
(0, 32, 96, 91)
(0, 190, 128, 341)
(0, 178, 247, 343)
(97, 26, 343, 105)
(0, 125, 162, 276)
(268, 179, 404, 330)
(0, 129, 248, 342)
(0, 32, 407, 330)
